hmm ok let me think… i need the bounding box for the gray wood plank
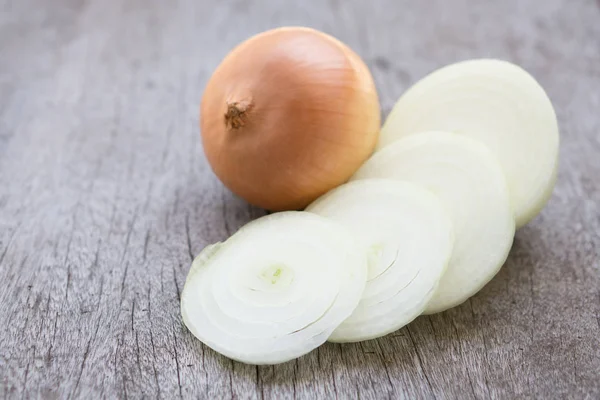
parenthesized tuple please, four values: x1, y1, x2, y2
(0, 0, 599, 399)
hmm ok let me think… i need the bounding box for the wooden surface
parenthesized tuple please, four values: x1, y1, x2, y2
(1, 0, 599, 398)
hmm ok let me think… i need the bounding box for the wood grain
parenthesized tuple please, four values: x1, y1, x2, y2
(1, 0, 599, 398)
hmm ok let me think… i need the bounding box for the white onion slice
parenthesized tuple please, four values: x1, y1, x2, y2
(354, 132, 515, 314)
(379, 59, 559, 227)
(306, 179, 453, 341)
(180, 211, 367, 364)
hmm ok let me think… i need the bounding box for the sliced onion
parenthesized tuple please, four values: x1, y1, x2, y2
(354, 131, 515, 314)
(379, 59, 559, 227)
(306, 179, 453, 341)
(180, 211, 367, 364)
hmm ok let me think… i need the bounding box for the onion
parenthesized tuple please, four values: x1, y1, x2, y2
(353, 131, 515, 314)
(200, 27, 380, 211)
(307, 179, 453, 341)
(377, 59, 559, 227)
(180, 211, 367, 365)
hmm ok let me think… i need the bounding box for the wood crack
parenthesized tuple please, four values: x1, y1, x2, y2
(331, 363, 338, 400)
(185, 215, 194, 262)
(22, 274, 33, 331)
(0, 244, 9, 267)
(472, 299, 493, 399)
(21, 345, 34, 400)
(229, 360, 234, 397)
(120, 207, 139, 264)
(131, 298, 135, 331)
(596, 291, 600, 332)
(375, 339, 393, 394)
(317, 346, 322, 369)
(160, 125, 174, 169)
(426, 316, 442, 352)
(529, 266, 536, 345)
(149, 328, 161, 399)
(220, 189, 231, 236)
(72, 316, 101, 399)
(143, 229, 151, 263)
(120, 261, 130, 305)
(95, 276, 104, 312)
(173, 264, 181, 302)
(135, 331, 142, 379)
(255, 365, 260, 398)
(406, 327, 435, 399)
(65, 263, 72, 301)
(172, 324, 183, 399)
(450, 319, 477, 399)
(292, 359, 298, 399)
(0, 225, 18, 266)
(46, 312, 59, 367)
(92, 239, 101, 271)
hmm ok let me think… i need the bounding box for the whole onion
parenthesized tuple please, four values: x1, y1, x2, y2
(200, 27, 380, 210)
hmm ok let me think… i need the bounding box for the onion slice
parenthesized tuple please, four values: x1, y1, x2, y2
(180, 212, 367, 364)
(354, 132, 515, 314)
(378, 59, 559, 227)
(306, 179, 453, 341)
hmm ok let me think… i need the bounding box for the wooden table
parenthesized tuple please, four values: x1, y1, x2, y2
(1, 0, 599, 398)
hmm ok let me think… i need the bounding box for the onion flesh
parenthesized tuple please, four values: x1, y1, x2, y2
(180, 211, 367, 364)
(378, 59, 559, 227)
(354, 131, 515, 314)
(307, 179, 453, 341)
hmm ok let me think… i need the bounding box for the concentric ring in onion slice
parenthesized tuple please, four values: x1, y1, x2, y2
(307, 179, 454, 341)
(354, 131, 515, 314)
(181, 211, 368, 364)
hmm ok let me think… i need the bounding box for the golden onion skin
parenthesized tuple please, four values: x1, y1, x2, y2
(201, 27, 380, 211)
